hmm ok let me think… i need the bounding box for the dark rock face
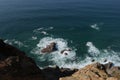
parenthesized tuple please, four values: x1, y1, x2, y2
(0, 39, 5, 48)
(2, 39, 120, 80)
(0, 39, 77, 80)
(42, 66, 78, 80)
(0, 39, 46, 80)
(41, 42, 58, 53)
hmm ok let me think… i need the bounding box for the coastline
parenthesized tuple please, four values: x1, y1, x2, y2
(0, 39, 120, 80)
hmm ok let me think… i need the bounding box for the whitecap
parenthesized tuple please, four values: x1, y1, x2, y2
(4, 39, 27, 48)
(31, 38, 120, 69)
(31, 37, 76, 67)
(31, 36, 37, 40)
(86, 42, 100, 56)
(49, 27, 54, 30)
(41, 31, 48, 35)
(90, 24, 100, 30)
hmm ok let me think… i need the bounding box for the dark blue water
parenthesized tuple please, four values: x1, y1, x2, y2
(0, 0, 120, 68)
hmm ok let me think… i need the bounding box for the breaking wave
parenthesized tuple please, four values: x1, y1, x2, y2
(33, 27, 54, 36)
(86, 42, 100, 56)
(5, 26, 119, 69)
(31, 37, 120, 69)
(4, 39, 28, 48)
(31, 37, 76, 67)
(90, 24, 100, 30)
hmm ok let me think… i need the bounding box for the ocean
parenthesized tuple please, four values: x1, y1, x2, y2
(0, 0, 120, 68)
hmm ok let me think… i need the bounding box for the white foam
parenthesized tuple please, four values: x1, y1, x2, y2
(41, 31, 48, 35)
(49, 27, 54, 30)
(4, 39, 27, 48)
(86, 42, 100, 56)
(58, 56, 93, 69)
(31, 36, 37, 40)
(31, 37, 120, 69)
(58, 49, 120, 68)
(33, 27, 54, 33)
(90, 24, 100, 30)
(31, 37, 76, 67)
(33, 27, 54, 36)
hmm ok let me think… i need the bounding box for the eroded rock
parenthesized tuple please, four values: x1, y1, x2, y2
(59, 62, 120, 80)
(41, 42, 58, 53)
(0, 39, 46, 80)
(0, 39, 77, 80)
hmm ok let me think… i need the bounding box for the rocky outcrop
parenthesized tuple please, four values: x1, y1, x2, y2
(59, 62, 120, 80)
(42, 66, 78, 80)
(0, 39, 46, 80)
(0, 39, 77, 80)
(41, 42, 58, 53)
(1, 39, 120, 80)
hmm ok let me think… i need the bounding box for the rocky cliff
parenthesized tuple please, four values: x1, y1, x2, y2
(60, 62, 120, 80)
(0, 39, 120, 80)
(0, 39, 76, 80)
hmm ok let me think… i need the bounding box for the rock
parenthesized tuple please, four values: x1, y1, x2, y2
(104, 59, 107, 62)
(0, 39, 77, 80)
(59, 62, 120, 80)
(0, 39, 6, 47)
(42, 66, 77, 80)
(0, 40, 25, 59)
(107, 77, 118, 80)
(1, 39, 120, 80)
(41, 42, 57, 53)
(0, 39, 46, 80)
(61, 48, 72, 55)
(107, 66, 120, 79)
(91, 59, 95, 62)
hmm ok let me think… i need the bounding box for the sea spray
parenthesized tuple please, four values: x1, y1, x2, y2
(31, 37, 120, 69)
(86, 42, 100, 56)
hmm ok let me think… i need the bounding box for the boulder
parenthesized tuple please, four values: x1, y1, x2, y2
(41, 42, 58, 53)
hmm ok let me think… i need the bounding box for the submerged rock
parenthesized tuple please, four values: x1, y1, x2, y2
(61, 48, 72, 55)
(41, 42, 58, 53)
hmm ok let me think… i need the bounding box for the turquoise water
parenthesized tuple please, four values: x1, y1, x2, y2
(0, 0, 120, 68)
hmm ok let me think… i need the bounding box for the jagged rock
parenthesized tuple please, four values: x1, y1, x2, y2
(42, 66, 78, 80)
(1, 39, 120, 80)
(0, 39, 6, 47)
(107, 66, 120, 79)
(104, 62, 113, 70)
(0, 39, 77, 80)
(41, 42, 57, 53)
(59, 62, 120, 80)
(0, 39, 46, 80)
